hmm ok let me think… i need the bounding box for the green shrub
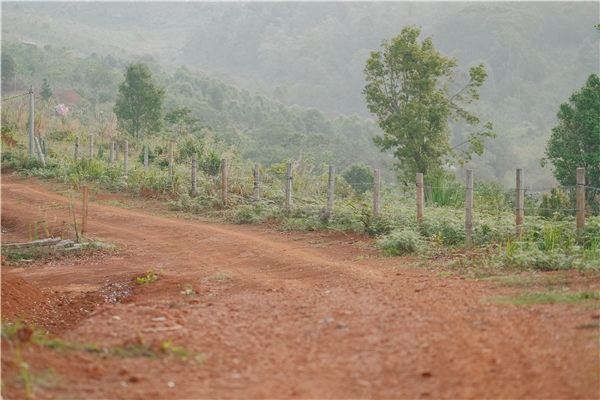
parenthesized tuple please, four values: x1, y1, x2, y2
(420, 210, 465, 246)
(539, 187, 573, 219)
(425, 169, 464, 208)
(201, 151, 221, 176)
(377, 229, 424, 256)
(342, 164, 373, 195)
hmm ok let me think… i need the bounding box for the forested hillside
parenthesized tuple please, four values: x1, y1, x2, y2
(1, 42, 394, 174)
(2, 2, 598, 185)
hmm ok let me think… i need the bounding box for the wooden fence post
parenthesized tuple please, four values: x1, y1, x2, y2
(74, 136, 79, 161)
(516, 168, 524, 238)
(89, 134, 93, 159)
(416, 173, 424, 223)
(465, 169, 474, 246)
(286, 162, 293, 209)
(373, 169, 380, 218)
(253, 163, 260, 200)
(191, 153, 197, 197)
(168, 142, 173, 177)
(82, 186, 88, 236)
(576, 167, 585, 232)
(144, 144, 149, 174)
(110, 141, 114, 163)
(124, 140, 128, 176)
(221, 159, 228, 206)
(327, 165, 335, 215)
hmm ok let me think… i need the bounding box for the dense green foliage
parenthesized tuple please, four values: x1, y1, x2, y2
(363, 26, 494, 179)
(114, 63, 165, 139)
(543, 74, 600, 188)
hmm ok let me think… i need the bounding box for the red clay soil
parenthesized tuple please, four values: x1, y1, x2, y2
(1, 173, 599, 399)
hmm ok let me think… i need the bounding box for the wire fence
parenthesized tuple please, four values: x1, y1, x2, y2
(8, 131, 600, 242)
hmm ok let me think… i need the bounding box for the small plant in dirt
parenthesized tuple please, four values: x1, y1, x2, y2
(177, 283, 196, 296)
(137, 269, 163, 284)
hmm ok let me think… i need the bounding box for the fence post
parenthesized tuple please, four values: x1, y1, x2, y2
(168, 142, 173, 177)
(516, 168, 524, 238)
(89, 134, 94, 159)
(327, 165, 335, 215)
(465, 169, 474, 246)
(29, 87, 34, 158)
(43, 139, 47, 159)
(82, 186, 88, 236)
(144, 143, 149, 174)
(110, 141, 114, 163)
(373, 169, 380, 218)
(124, 140, 128, 176)
(34, 137, 46, 167)
(286, 162, 293, 209)
(221, 159, 228, 206)
(191, 153, 197, 197)
(115, 143, 118, 162)
(74, 136, 79, 161)
(253, 163, 260, 200)
(576, 167, 586, 233)
(416, 173, 424, 223)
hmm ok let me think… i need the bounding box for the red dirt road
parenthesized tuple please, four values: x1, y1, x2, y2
(1, 174, 599, 399)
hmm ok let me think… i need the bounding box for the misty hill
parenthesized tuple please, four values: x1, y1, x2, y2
(1, 41, 395, 175)
(2, 2, 598, 186)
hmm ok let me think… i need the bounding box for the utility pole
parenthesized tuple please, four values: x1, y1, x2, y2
(29, 86, 34, 157)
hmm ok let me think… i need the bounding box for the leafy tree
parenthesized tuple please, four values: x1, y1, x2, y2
(542, 74, 600, 188)
(41, 78, 52, 101)
(114, 63, 165, 139)
(363, 26, 494, 179)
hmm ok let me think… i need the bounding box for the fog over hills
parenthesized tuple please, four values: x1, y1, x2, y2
(2, 1, 598, 185)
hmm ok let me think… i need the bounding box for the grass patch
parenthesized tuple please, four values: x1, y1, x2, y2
(485, 273, 571, 288)
(203, 273, 232, 281)
(490, 290, 600, 305)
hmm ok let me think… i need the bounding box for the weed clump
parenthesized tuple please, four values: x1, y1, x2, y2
(377, 229, 424, 256)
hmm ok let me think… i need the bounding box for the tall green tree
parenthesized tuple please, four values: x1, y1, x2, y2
(114, 63, 165, 139)
(543, 74, 600, 188)
(40, 78, 52, 101)
(363, 26, 493, 179)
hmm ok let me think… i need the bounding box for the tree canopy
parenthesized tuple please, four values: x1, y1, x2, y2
(363, 26, 494, 179)
(114, 63, 165, 139)
(543, 74, 600, 188)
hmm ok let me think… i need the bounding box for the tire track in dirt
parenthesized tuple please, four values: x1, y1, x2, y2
(2, 175, 599, 399)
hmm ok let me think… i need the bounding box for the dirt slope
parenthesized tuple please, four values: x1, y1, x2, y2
(1, 174, 599, 399)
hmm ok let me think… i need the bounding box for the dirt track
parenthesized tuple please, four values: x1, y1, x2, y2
(1, 174, 599, 399)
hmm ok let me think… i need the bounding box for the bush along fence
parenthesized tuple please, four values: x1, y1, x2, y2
(16, 133, 598, 237)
